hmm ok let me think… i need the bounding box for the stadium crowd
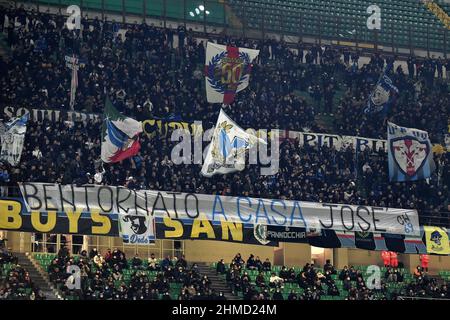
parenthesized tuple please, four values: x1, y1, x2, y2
(0, 6, 448, 226)
(216, 253, 450, 300)
(0, 241, 46, 300)
(45, 246, 226, 300)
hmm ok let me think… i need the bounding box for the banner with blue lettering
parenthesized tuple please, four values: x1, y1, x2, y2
(18, 183, 421, 236)
(387, 122, 436, 182)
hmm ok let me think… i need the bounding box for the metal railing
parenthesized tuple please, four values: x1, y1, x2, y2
(6, 0, 450, 57)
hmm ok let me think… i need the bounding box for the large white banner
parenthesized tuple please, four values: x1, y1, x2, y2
(19, 183, 420, 236)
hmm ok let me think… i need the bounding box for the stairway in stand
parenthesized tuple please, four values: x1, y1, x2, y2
(14, 252, 62, 300)
(196, 263, 241, 301)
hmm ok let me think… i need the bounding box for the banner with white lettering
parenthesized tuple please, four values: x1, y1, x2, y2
(19, 183, 420, 236)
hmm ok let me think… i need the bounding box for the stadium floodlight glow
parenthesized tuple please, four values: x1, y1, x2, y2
(189, 11, 195, 17)
(195, 8, 200, 14)
(199, 5, 205, 11)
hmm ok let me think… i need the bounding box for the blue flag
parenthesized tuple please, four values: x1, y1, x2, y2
(364, 64, 399, 114)
(387, 122, 436, 182)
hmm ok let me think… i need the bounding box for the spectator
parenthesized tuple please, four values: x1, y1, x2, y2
(419, 254, 430, 272)
(216, 259, 226, 275)
(269, 272, 284, 288)
(262, 258, 272, 272)
(147, 253, 159, 271)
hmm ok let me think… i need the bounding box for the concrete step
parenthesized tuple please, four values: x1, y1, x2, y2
(195, 262, 241, 301)
(14, 252, 62, 300)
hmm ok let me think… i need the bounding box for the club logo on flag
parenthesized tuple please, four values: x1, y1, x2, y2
(254, 224, 270, 245)
(430, 230, 442, 246)
(206, 51, 250, 95)
(120, 212, 155, 245)
(370, 76, 394, 112)
(201, 109, 266, 177)
(123, 215, 148, 235)
(205, 42, 259, 104)
(390, 136, 430, 177)
(387, 122, 435, 182)
(364, 64, 398, 114)
(205, 119, 255, 175)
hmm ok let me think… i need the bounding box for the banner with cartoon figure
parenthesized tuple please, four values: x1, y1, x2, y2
(424, 226, 450, 255)
(118, 210, 156, 245)
(205, 42, 259, 104)
(387, 122, 436, 182)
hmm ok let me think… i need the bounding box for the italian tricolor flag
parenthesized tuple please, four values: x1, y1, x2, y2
(101, 97, 143, 163)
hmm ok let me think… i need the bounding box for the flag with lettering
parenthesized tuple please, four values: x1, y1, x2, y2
(387, 122, 436, 182)
(205, 42, 259, 104)
(101, 98, 143, 163)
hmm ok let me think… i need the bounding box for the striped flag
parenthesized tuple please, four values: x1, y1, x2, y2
(101, 98, 143, 163)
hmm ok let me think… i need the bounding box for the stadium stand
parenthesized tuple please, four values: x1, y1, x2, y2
(211, 252, 450, 300)
(29, 247, 450, 301)
(32, 0, 226, 26)
(0, 247, 46, 300)
(0, 4, 448, 226)
(0, 1, 449, 302)
(34, 249, 226, 300)
(228, 0, 450, 51)
(18, 0, 450, 52)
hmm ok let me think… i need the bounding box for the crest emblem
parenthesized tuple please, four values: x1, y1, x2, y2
(356, 231, 370, 238)
(430, 230, 442, 247)
(254, 224, 270, 245)
(206, 51, 251, 94)
(207, 120, 250, 173)
(390, 136, 429, 177)
(122, 215, 148, 235)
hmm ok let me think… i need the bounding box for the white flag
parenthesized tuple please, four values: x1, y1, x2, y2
(205, 42, 259, 104)
(201, 109, 265, 177)
(0, 113, 29, 166)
